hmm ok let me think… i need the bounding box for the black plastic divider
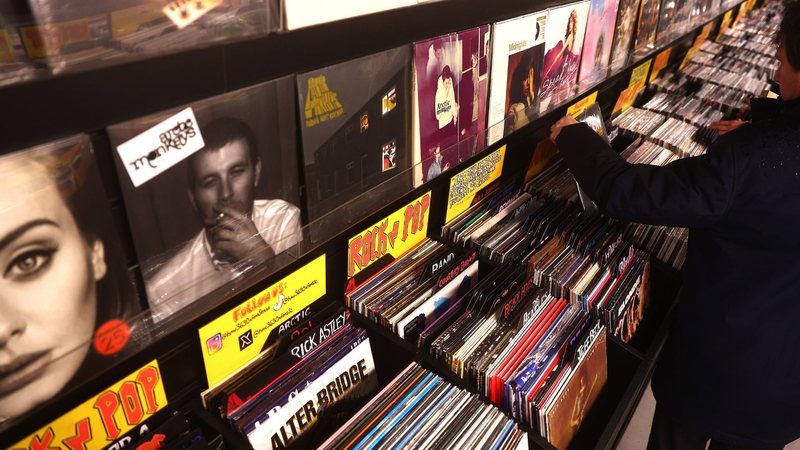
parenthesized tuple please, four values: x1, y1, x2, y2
(0, 2, 741, 448)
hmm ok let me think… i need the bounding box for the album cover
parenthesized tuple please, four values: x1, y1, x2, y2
(297, 46, 413, 236)
(655, 0, 691, 44)
(23, 0, 277, 73)
(578, 0, 619, 89)
(545, 327, 607, 449)
(608, 0, 643, 72)
(107, 78, 302, 322)
(487, 10, 548, 145)
(413, 25, 491, 185)
(540, 1, 591, 112)
(0, 134, 141, 422)
(634, 0, 661, 55)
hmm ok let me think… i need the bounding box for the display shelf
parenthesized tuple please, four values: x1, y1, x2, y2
(0, 1, 745, 448)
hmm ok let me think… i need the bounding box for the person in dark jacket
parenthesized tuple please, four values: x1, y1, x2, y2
(549, 3, 800, 449)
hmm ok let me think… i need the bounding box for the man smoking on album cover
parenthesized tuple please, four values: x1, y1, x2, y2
(145, 117, 302, 321)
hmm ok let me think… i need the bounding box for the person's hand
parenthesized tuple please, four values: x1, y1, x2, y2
(550, 115, 579, 142)
(443, 162, 450, 171)
(708, 119, 747, 136)
(737, 99, 751, 117)
(208, 205, 274, 267)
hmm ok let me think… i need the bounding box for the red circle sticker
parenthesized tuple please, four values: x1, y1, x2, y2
(93, 319, 131, 355)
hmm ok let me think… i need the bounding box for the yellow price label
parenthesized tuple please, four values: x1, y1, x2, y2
(198, 255, 328, 386)
(445, 147, 506, 223)
(567, 91, 598, 118)
(347, 192, 431, 281)
(649, 48, 672, 83)
(629, 59, 652, 92)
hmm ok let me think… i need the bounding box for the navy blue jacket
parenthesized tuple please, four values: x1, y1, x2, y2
(556, 99, 800, 446)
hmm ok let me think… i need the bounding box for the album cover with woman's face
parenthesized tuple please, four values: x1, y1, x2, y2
(107, 79, 302, 323)
(487, 10, 548, 145)
(578, 0, 620, 89)
(0, 134, 141, 423)
(540, 1, 592, 112)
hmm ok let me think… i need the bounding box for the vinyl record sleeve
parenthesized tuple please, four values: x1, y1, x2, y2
(545, 326, 607, 449)
(107, 78, 302, 322)
(0, 134, 142, 422)
(487, 10, 549, 145)
(655, 0, 691, 44)
(244, 337, 378, 450)
(540, 1, 591, 112)
(608, 0, 643, 72)
(578, 0, 620, 89)
(297, 46, 413, 236)
(634, 0, 661, 55)
(413, 25, 491, 185)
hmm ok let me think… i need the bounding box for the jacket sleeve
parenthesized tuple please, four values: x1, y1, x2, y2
(555, 123, 737, 228)
(749, 97, 783, 122)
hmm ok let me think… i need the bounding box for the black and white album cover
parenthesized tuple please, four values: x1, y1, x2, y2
(107, 78, 302, 322)
(0, 134, 140, 422)
(296, 46, 412, 240)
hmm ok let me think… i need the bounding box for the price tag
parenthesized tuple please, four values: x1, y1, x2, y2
(628, 59, 652, 92)
(446, 147, 506, 223)
(649, 48, 672, 84)
(163, 0, 223, 29)
(567, 91, 598, 118)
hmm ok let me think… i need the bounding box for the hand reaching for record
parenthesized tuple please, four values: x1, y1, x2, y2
(709, 119, 747, 136)
(550, 115, 579, 142)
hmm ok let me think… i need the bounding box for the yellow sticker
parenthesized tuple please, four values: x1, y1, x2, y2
(162, 0, 223, 29)
(198, 255, 327, 387)
(700, 22, 714, 41)
(567, 91, 598, 118)
(612, 85, 638, 116)
(446, 146, 506, 223)
(19, 19, 91, 58)
(628, 59, 652, 92)
(12, 361, 168, 450)
(347, 192, 431, 280)
(110, 3, 165, 39)
(649, 48, 672, 83)
(718, 10, 734, 40)
(0, 29, 14, 63)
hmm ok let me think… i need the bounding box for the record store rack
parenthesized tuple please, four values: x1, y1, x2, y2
(0, 0, 746, 449)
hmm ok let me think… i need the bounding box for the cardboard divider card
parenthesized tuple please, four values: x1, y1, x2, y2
(198, 255, 327, 387)
(649, 48, 672, 83)
(566, 91, 598, 118)
(162, 0, 223, 29)
(445, 146, 506, 223)
(13, 361, 168, 450)
(116, 107, 205, 187)
(346, 192, 432, 291)
(628, 59, 652, 92)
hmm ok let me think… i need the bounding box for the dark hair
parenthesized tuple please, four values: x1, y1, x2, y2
(509, 52, 535, 105)
(187, 117, 260, 186)
(441, 65, 453, 81)
(777, 0, 800, 70)
(46, 138, 139, 327)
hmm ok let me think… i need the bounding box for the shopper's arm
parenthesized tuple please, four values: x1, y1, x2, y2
(554, 122, 737, 228)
